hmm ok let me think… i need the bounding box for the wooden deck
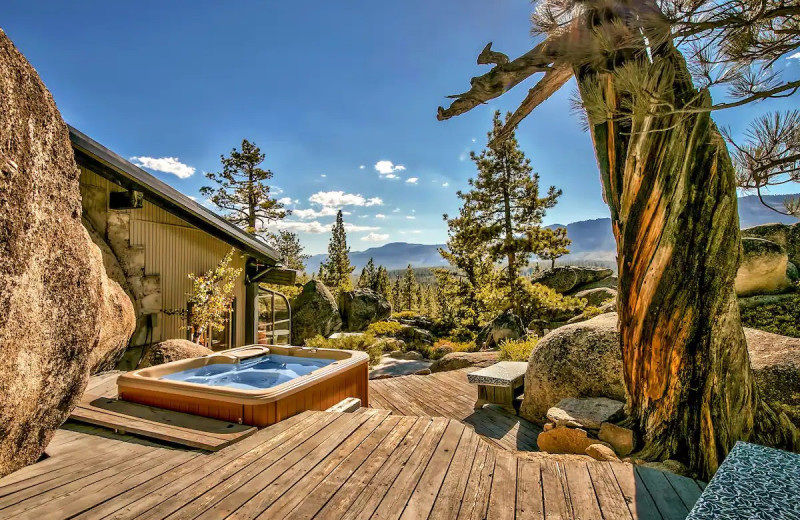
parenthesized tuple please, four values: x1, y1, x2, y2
(69, 372, 256, 450)
(369, 368, 542, 451)
(0, 407, 704, 519)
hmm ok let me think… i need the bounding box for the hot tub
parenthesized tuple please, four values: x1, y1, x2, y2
(117, 345, 369, 427)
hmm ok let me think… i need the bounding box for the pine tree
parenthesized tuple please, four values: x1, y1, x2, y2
(439, 202, 494, 329)
(400, 265, 417, 311)
(266, 230, 309, 272)
(358, 258, 378, 289)
(318, 210, 355, 293)
(375, 266, 391, 301)
(461, 110, 561, 312)
(537, 227, 571, 269)
(415, 284, 424, 312)
(391, 278, 402, 310)
(200, 139, 287, 235)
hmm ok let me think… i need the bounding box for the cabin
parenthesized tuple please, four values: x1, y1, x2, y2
(71, 126, 295, 353)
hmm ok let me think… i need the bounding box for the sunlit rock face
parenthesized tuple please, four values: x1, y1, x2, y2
(735, 237, 791, 297)
(0, 29, 133, 477)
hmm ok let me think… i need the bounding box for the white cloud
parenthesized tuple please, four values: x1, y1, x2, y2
(406, 177, 419, 184)
(130, 156, 195, 179)
(320, 174, 327, 178)
(410, 230, 422, 234)
(442, 182, 450, 187)
(471, 138, 476, 143)
(358, 215, 368, 219)
(293, 207, 340, 219)
(309, 191, 383, 208)
(374, 160, 406, 177)
(393, 208, 401, 213)
(359, 165, 365, 169)
(273, 220, 329, 234)
(406, 215, 416, 220)
(375, 213, 386, 219)
(187, 195, 197, 201)
(361, 232, 390, 242)
(788, 52, 800, 59)
(344, 223, 380, 232)
(277, 197, 293, 205)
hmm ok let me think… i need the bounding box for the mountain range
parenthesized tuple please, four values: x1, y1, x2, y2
(306, 193, 798, 272)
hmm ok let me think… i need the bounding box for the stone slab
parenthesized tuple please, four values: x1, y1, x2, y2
(546, 397, 624, 430)
(467, 361, 528, 387)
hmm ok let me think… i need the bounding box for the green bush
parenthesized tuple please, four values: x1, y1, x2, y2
(390, 310, 419, 320)
(366, 320, 406, 337)
(498, 336, 538, 362)
(304, 333, 383, 366)
(740, 293, 800, 338)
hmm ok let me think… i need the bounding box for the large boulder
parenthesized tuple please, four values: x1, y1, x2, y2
(139, 339, 213, 368)
(742, 222, 800, 267)
(743, 328, 800, 427)
(735, 237, 792, 296)
(521, 313, 625, 423)
(291, 280, 342, 343)
(531, 266, 614, 294)
(0, 31, 114, 477)
(522, 309, 800, 428)
(476, 310, 526, 348)
(338, 288, 391, 331)
(87, 255, 136, 372)
(429, 351, 500, 373)
(572, 287, 617, 307)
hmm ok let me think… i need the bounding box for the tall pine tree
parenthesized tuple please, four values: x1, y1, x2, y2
(401, 265, 417, 311)
(375, 266, 391, 301)
(266, 230, 309, 272)
(537, 227, 571, 269)
(200, 139, 287, 235)
(318, 210, 355, 293)
(357, 258, 378, 289)
(461, 110, 561, 312)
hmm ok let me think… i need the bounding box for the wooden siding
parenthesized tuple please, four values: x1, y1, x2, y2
(79, 166, 248, 347)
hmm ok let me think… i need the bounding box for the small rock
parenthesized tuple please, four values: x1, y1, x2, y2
(388, 350, 405, 359)
(598, 422, 635, 457)
(403, 350, 424, 361)
(555, 419, 584, 429)
(537, 427, 613, 455)
(414, 368, 431, 376)
(546, 397, 625, 430)
(585, 444, 620, 462)
(572, 287, 617, 307)
(544, 422, 555, 432)
(371, 374, 394, 380)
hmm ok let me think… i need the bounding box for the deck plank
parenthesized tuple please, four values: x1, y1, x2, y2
(487, 449, 518, 520)
(398, 420, 466, 520)
(609, 463, 663, 520)
(635, 466, 689, 520)
(515, 458, 545, 519)
(428, 428, 482, 520)
(585, 462, 634, 520)
(563, 461, 603, 520)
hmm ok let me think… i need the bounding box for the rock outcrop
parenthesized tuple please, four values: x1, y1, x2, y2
(429, 351, 500, 373)
(735, 237, 792, 296)
(546, 397, 625, 430)
(338, 288, 391, 331)
(742, 222, 800, 267)
(572, 287, 617, 307)
(522, 309, 800, 428)
(520, 313, 625, 423)
(291, 280, 342, 343)
(531, 266, 614, 294)
(139, 339, 213, 368)
(476, 310, 526, 348)
(743, 328, 800, 427)
(0, 30, 126, 477)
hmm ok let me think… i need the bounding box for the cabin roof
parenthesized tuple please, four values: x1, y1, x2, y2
(68, 125, 281, 264)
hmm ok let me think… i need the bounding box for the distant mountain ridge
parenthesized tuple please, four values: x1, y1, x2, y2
(306, 193, 798, 271)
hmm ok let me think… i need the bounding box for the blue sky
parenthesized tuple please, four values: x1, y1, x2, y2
(4, 1, 799, 254)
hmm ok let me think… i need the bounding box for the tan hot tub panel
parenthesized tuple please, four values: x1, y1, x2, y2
(117, 345, 369, 427)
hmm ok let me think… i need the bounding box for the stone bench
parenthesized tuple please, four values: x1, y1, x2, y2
(466, 361, 528, 415)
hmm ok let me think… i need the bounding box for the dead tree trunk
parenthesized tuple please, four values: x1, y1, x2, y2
(575, 46, 800, 479)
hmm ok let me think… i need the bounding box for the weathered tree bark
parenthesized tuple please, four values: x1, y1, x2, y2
(575, 45, 800, 479)
(437, 4, 800, 480)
